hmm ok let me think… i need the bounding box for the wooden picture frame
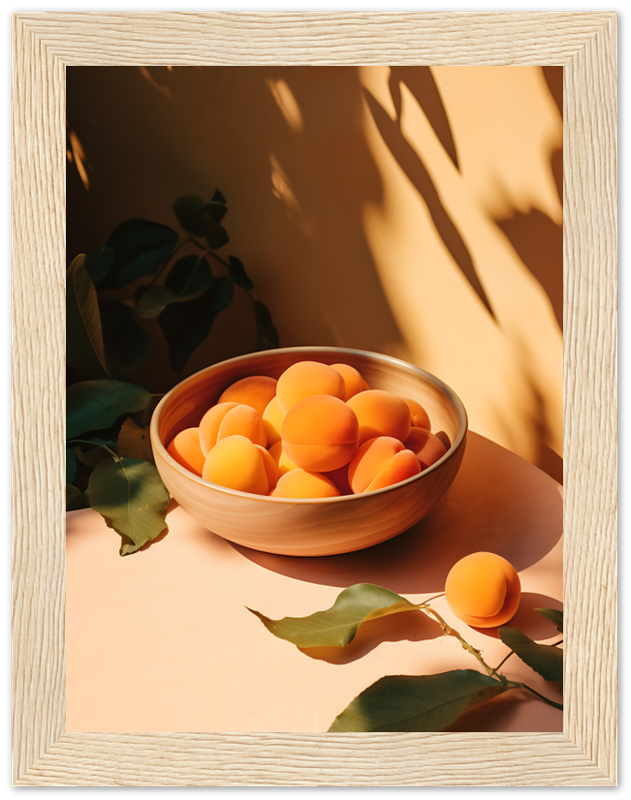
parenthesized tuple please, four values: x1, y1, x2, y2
(12, 11, 617, 786)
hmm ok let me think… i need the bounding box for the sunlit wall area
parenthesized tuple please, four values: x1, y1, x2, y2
(66, 65, 563, 481)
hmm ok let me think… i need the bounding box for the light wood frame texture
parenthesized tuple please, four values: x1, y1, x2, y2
(12, 11, 617, 787)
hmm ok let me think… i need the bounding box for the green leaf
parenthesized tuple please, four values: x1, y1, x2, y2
(226, 256, 253, 290)
(72, 436, 116, 468)
(534, 608, 563, 633)
(66, 255, 109, 378)
(172, 195, 206, 237)
(100, 219, 179, 288)
(135, 285, 178, 318)
(88, 457, 169, 555)
(254, 301, 280, 350)
(249, 583, 422, 649)
(136, 256, 213, 319)
(66, 448, 77, 484)
(97, 299, 149, 373)
(67, 380, 153, 439)
(84, 246, 114, 284)
(203, 201, 227, 224)
(164, 254, 213, 298)
(203, 214, 229, 250)
(328, 670, 507, 732)
(66, 484, 88, 512)
(159, 276, 234, 373)
(212, 188, 226, 204)
(498, 627, 563, 684)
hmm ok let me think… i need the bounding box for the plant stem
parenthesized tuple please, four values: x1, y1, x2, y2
(492, 651, 515, 674)
(509, 681, 564, 711)
(418, 603, 496, 677)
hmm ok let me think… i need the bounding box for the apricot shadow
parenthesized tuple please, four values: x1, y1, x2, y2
(232, 432, 563, 595)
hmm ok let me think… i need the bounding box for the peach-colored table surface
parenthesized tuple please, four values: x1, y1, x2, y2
(66, 432, 563, 733)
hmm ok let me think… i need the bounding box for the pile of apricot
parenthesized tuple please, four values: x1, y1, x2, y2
(166, 360, 449, 499)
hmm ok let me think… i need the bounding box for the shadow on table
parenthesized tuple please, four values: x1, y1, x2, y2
(232, 433, 563, 595)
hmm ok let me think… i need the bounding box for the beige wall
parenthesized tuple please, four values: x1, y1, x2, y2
(67, 65, 563, 481)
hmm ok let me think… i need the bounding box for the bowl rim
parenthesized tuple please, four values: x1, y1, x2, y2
(150, 346, 468, 504)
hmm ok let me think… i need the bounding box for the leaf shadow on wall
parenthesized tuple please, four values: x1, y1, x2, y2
(493, 66, 563, 332)
(364, 77, 495, 320)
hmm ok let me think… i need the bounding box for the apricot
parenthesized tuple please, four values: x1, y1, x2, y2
(268, 440, 299, 477)
(262, 396, 285, 447)
(445, 552, 522, 628)
(167, 427, 206, 477)
(271, 469, 340, 499)
(276, 361, 345, 414)
(404, 398, 431, 431)
(198, 402, 239, 456)
(330, 363, 369, 400)
(200, 403, 266, 454)
(281, 394, 359, 472)
(346, 389, 412, 445)
(405, 427, 448, 469)
(202, 435, 277, 495)
(216, 404, 266, 448)
(348, 436, 421, 494)
(218, 375, 277, 417)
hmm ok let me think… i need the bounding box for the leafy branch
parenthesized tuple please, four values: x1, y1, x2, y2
(66, 191, 280, 554)
(249, 584, 564, 732)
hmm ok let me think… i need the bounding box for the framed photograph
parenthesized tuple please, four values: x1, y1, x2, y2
(11, 11, 618, 787)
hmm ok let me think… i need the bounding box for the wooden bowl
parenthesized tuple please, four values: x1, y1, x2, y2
(150, 347, 467, 556)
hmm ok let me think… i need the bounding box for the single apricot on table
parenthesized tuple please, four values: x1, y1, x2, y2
(348, 436, 421, 494)
(281, 394, 360, 472)
(202, 435, 277, 495)
(445, 552, 522, 628)
(276, 361, 345, 414)
(167, 427, 206, 477)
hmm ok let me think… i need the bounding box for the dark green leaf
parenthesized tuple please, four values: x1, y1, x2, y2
(66, 255, 109, 378)
(172, 195, 206, 237)
(134, 286, 177, 318)
(67, 380, 153, 439)
(328, 670, 507, 732)
(203, 214, 229, 250)
(88, 457, 169, 555)
(203, 201, 227, 224)
(249, 583, 421, 649)
(498, 627, 563, 684)
(84, 246, 114, 284)
(66, 448, 77, 484)
(106, 319, 150, 373)
(212, 188, 226, 204)
(100, 219, 179, 288)
(99, 299, 133, 331)
(159, 276, 234, 373)
(66, 484, 88, 512)
(226, 255, 253, 290)
(534, 608, 563, 633)
(72, 436, 116, 468)
(254, 301, 280, 350)
(164, 254, 213, 298)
